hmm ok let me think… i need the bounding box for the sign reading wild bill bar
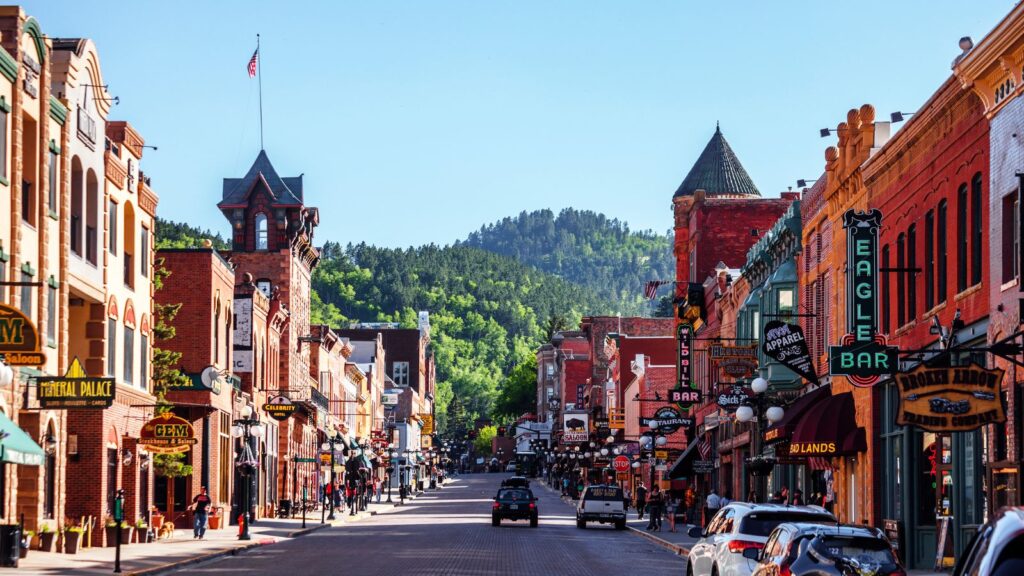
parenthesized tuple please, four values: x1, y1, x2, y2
(828, 209, 898, 386)
(37, 357, 115, 409)
(896, 363, 1006, 432)
(672, 323, 700, 411)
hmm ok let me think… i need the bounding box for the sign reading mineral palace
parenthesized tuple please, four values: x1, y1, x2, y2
(139, 413, 198, 454)
(896, 363, 1006, 432)
(828, 209, 898, 386)
(36, 357, 115, 409)
(0, 303, 46, 366)
(263, 395, 296, 421)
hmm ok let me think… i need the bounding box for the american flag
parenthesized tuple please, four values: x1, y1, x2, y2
(697, 438, 711, 461)
(247, 49, 259, 78)
(644, 280, 669, 300)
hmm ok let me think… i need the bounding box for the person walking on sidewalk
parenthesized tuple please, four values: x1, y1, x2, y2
(646, 486, 664, 531)
(704, 488, 721, 528)
(665, 493, 678, 533)
(635, 482, 648, 521)
(191, 486, 212, 540)
(374, 477, 382, 503)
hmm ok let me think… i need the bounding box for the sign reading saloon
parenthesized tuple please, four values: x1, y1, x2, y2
(828, 209, 898, 386)
(896, 363, 1006, 432)
(762, 321, 818, 385)
(0, 303, 46, 366)
(37, 357, 115, 409)
(563, 412, 590, 443)
(139, 413, 198, 454)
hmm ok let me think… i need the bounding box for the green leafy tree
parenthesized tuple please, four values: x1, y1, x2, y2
(473, 425, 497, 457)
(493, 358, 538, 421)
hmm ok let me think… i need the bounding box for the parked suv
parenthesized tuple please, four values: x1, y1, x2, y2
(685, 502, 836, 576)
(953, 507, 1024, 576)
(746, 523, 905, 576)
(491, 487, 538, 527)
(576, 485, 626, 530)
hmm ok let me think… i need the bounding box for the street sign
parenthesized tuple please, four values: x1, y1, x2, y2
(294, 457, 317, 463)
(613, 455, 630, 473)
(655, 450, 668, 460)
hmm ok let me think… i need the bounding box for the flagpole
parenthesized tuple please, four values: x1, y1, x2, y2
(257, 33, 264, 151)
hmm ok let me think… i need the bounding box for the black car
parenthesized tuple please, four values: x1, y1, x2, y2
(501, 476, 530, 489)
(492, 487, 538, 527)
(746, 523, 905, 576)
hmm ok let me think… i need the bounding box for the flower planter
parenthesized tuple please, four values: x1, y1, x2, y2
(63, 531, 83, 554)
(18, 542, 28, 559)
(37, 532, 57, 553)
(208, 515, 222, 530)
(151, 513, 164, 530)
(121, 527, 134, 545)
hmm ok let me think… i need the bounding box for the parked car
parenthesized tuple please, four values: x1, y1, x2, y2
(953, 507, 1024, 576)
(505, 462, 518, 473)
(576, 485, 626, 530)
(685, 502, 836, 576)
(745, 523, 905, 576)
(501, 476, 530, 489)
(491, 487, 538, 527)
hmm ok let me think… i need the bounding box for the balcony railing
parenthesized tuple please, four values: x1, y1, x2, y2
(311, 387, 329, 412)
(77, 107, 96, 145)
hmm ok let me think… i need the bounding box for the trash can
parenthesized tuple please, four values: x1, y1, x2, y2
(0, 524, 21, 568)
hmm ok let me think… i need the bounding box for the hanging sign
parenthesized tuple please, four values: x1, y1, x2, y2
(640, 405, 692, 433)
(762, 321, 819, 385)
(563, 412, 590, 443)
(36, 357, 115, 409)
(671, 323, 699, 411)
(709, 344, 759, 378)
(420, 414, 435, 435)
(715, 386, 749, 410)
(0, 303, 46, 366)
(263, 395, 296, 421)
(829, 209, 898, 386)
(382, 393, 399, 406)
(139, 413, 198, 454)
(896, 363, 1005, 432)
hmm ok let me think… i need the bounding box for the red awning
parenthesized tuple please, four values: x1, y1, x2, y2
(764, 385, 831, 444)
(790, 391, 867, 457)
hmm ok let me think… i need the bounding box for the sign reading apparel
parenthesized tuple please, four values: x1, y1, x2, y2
(896, 363, 1006, 432)
(263, 395, 296, 421)
(139, 412, 198, 454)
(37, 357, 115, 409)
(0, 303, 46, 366)
(762, 320, 818, 385)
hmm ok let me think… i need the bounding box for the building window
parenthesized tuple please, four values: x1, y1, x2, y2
(141, 334, 149, 390)
(108, 318, 117, 378)
(937, 200, 947, 303)
(925, 210, 934, 310)
(108, 200, 118, 255)
(0, 107, 7, 180)
(958, 184, 968, 292)
(972, 173, 983, 286)
(907, 224, 917, 321)
(897, 234, 906, 326)
(43, 426, 56, 519)
(777, 289, 794, 315)
(1002, 194, 1019, 283)
(47, 284, 57, 345)
(255, 213, 268, 251)
(48, 149, 58, 215)
(219, 412, 231, 505)
(214, 305, 220, 366)
(751, 309, 760, 340)
(20, 271, 32, 317)
(141, 226, 149, 277)
(881, 245, 891, 333)
(124, 326, 134, 385)
(392, 361, 410, 386)
(21, 180, 34, 225)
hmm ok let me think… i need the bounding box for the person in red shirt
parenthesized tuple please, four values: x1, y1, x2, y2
(191, 486, 212, 539)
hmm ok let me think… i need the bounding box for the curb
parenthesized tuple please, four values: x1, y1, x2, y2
(626, 526, 690, 556)
(287, 522, 331, 538)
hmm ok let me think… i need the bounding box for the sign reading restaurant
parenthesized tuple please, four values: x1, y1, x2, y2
(0, 303, 46, 366)
(896, 363, 1006, 432)
(37, 357, 115, 409)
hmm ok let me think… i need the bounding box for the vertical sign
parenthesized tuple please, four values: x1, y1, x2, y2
(233, 297, 254, 373)
(829, 209, 898, 386)
(671, 323, 702, 411)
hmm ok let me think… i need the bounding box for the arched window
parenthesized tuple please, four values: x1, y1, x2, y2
(255, 213, 268, 251)
(71, 156, 83, 256)
(43, 421, 56, 519)
(123, 202, 136, 288)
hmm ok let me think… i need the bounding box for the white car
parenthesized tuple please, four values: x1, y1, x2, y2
(505, 462, 517, 472)
(576, 485, 627, 530)
(686, 502, 836, 576)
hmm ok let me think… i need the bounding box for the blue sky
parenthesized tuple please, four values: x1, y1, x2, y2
(27, 1, 1013, 248)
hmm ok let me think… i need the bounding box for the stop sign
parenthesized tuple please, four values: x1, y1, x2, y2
(613, 455, 630, 473)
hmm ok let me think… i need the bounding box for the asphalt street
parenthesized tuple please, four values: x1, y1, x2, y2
(187, 473, 685, 576)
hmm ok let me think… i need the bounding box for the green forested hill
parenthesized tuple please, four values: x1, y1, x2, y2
(155, 217, 230, 250)
(458, 208, 675, 314)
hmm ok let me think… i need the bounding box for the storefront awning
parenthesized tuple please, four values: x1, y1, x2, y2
(789, 391, 867, 457)
(0, 413, 45, 466)
(667, 439, 701, 480)
(764, 384, 831, 444)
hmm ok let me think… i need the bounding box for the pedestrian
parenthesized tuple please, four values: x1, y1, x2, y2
(704, 488, 721, 528)
(792, 488, 805, 506)
(374, 477, 382, 503)
(190, 486, 212, 540)
(769, 491, 783, 504)
(665, 493, 678, 532)
(562, 476, 570, 496)
(721, 490, 732, 507)
(347, 481, 357, 516)
(623, 487, 632, 512)
(685, 487, 696, 525)
(646, 486, 664, 531)
(780, 485, 790, 505)
(635, 482, 648, 520)
(747, 488, 758, 503)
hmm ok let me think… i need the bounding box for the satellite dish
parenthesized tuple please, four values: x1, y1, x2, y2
(201, 366, 221, 389)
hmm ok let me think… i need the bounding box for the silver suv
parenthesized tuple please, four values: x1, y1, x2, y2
(686, 502, 836, 576)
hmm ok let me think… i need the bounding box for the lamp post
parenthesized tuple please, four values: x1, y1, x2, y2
(735, 377, 785, 502)
(321, 429, 345, 521)
(232, 405, 265, 541)
(386, 445, 396, 502)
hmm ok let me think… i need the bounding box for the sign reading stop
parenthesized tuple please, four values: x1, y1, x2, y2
(613, 455, 630, 473)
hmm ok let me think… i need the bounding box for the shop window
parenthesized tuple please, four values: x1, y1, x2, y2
(937, 200, 948, 303)
(219, 412, 231, 505)
(919, 432, 938, 525)
(881, 245, 891, 333)
(958, 184, 969, 292)
(907, 224, 917, 321)
(925, 210, 934, 310)
(43, 425, 56, 519)
(897, 234, 906, 326)
(107, 318, 117, 378)
(752, 310, 760, 341)
(107, 448, 118, 515)
(124, 326, 134, 385)
(972, 173, 983, 286)
(777, 289, 794, 316)
(1002, 193, 1019, 283)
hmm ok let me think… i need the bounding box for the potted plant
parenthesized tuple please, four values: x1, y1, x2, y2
(150, 506, 164, 531)
(19, 530, 33, 559)
(104, 517, 133, 547)
(134, 518, 149, 543)
(62, 524, 85, 555)
(37, 523, 57, 552)
(208, 506, 223, 530)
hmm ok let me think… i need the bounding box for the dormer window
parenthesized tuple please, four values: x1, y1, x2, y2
(255, 213, 268, 250)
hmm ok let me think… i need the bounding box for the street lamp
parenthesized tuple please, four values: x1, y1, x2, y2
(320, 429, 345, 520)
(736, 376, 785, 501)
(232, 405, 265, 541)
(387, 445, 396, 503)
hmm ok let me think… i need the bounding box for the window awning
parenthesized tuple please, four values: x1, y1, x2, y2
(0, 413, 45, 466)
(789, 391, 867, 457)
(764, 384, 831, 444)
(667, 439, 701, 480)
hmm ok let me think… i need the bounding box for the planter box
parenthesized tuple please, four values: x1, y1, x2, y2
(208, 515, 222, 530)
(104, 527, 133, 547)
(37, 532, 57, 553)
(63, 531, 83, 554)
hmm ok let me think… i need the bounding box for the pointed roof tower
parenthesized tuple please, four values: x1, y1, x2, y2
(219, 149, 304, 208)
(673, 124, 760, 198)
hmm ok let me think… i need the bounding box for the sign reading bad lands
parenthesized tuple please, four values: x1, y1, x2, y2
(896, 363, 1005, 433)
(37, 358, 115, 409)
